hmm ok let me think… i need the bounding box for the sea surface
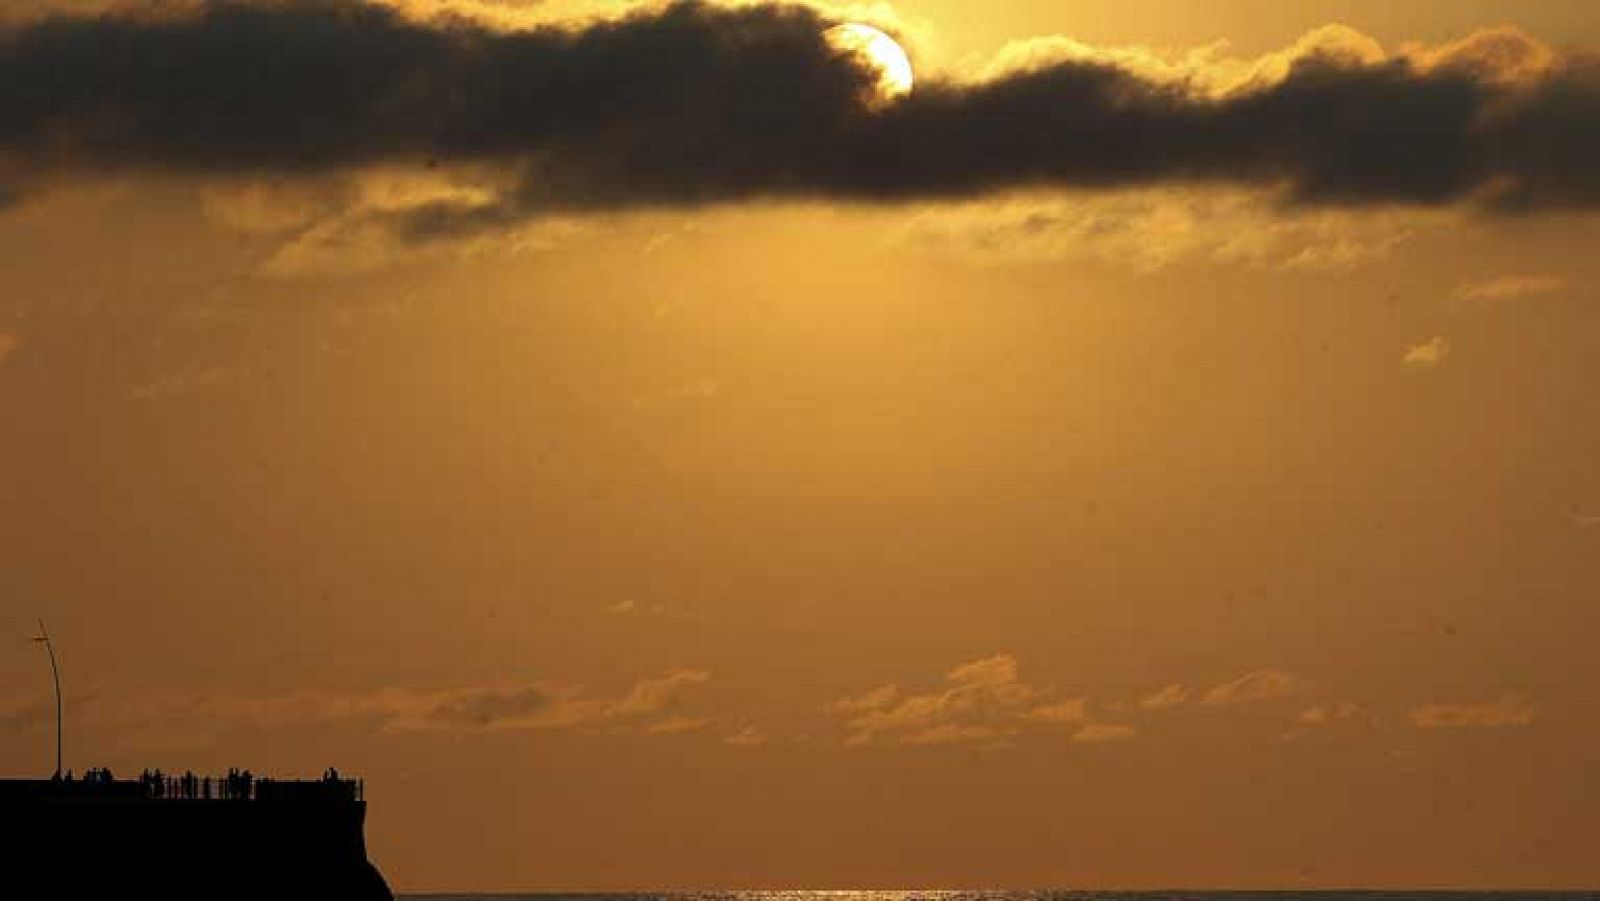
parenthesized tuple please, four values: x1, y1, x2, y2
(403, 892, 1600, 901)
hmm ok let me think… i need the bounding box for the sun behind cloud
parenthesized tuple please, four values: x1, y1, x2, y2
(825, 22, 915, 105)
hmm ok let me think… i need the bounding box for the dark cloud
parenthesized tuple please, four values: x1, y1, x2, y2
(3, 0, 1600, 230)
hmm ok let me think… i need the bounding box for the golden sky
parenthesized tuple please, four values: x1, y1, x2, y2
(3, 0, 1600, 892)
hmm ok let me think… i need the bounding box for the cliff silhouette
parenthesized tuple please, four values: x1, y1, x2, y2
(0, 774, 392, 900)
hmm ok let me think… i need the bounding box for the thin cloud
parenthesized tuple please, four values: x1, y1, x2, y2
(417, 684, 562, 730)
(831, 655, 1124, 748)
(830, 683, 900, 716)
(1025, 699, 1088, 723)
(604, 669, 713, 719)
(130, 365, 248, 401)
(900, 723, 1015, 747)
(642, 716, 713, 735)
(1412, 696, 1535, 729)
(1140, 683, 1192, 710)
(899, 189, 1431, 272)
(724, 725, 768, 747)
(1201, 669, 1303, 705)
(1072, 723, 1138, 743)
(375, 669, 712, 732)
(1455, 275, 1567, 302)
(1403, 336, 1452, 368)
(3, 1, 1600, 231)
(52, 669, 716, 737)
(831, 653, 1040, 747)
(1298, 701, 1365, 725)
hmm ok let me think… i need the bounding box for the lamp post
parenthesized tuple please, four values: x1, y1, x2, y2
(31, 619, 62, 779)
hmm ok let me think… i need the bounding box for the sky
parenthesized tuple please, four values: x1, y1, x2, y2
(2, 0, 1600, 892)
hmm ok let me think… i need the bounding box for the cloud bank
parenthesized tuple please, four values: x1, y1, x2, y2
(3, 0, 1600, 230)
(5, 669, 717, 738)
(829, 654, 1135, 747)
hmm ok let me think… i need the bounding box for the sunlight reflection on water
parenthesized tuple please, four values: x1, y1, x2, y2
(406, 892, 1600, 901)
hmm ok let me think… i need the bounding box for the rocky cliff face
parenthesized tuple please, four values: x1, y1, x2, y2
(1, 780, 393, 900)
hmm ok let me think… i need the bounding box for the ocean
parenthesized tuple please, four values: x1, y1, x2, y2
(401, 893, 1600, 901)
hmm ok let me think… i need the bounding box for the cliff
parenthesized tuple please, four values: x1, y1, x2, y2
(0, 777, 392, 900)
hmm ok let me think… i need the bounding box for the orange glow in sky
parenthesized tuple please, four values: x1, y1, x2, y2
(3, 0, 1600, 894)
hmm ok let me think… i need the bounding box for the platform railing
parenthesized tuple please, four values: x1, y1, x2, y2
(2, 774, 364, 802)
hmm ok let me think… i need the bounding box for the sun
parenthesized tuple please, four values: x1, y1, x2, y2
(824, 23, 915, 105)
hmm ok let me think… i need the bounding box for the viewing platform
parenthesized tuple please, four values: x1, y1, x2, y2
(1, 768, 391, 900)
